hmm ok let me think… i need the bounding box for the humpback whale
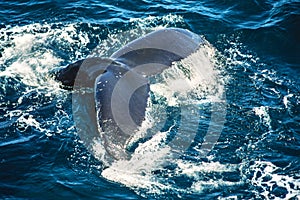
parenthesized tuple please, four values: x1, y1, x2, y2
(52, 28, 204, 161)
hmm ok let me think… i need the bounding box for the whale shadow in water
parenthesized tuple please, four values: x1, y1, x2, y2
(52, 28, 204, 163)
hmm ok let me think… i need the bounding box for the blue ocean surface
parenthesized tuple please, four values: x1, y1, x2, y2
(0, 0, 300, 199)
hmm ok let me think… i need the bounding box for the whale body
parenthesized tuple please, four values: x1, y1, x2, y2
(53, 28, 204, 161)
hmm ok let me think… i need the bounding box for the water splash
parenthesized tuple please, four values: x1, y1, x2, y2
(249, 161, 300, 199)
(96, 26, 228, 196)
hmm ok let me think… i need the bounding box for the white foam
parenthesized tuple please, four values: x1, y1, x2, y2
(283, 94, 293, 109)
(176, 160, 236, 176)
(249, 161, 300, 199)
(102, 130, 174, 195)
(253, 106, 271, 128)
(129, 14, 184, 29)
(0, 22, 92, 87)
(16, 114, 46, 133)
(150, 44, 223, 107)
(191, 179, 243, 193)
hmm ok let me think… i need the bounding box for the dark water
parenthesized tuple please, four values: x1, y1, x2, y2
(1, 0, 300, 199)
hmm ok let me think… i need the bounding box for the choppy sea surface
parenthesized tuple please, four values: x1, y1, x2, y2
(0, 0, 299, 199)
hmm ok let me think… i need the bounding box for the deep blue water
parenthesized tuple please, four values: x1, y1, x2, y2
(0, 0, 300, 199)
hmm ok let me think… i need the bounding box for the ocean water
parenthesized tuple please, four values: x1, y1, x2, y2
(0, 0, 300, 199)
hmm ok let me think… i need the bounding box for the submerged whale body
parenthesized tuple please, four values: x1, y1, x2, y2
(53, 28, 204, 161)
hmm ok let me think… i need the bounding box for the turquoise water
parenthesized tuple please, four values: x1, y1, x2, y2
(0, 1, 299, 199)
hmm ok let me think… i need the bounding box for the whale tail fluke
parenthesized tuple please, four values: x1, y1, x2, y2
(49, 28, 205, 162)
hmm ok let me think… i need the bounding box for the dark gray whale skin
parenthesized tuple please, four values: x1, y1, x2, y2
(52, 28, 203, 161)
